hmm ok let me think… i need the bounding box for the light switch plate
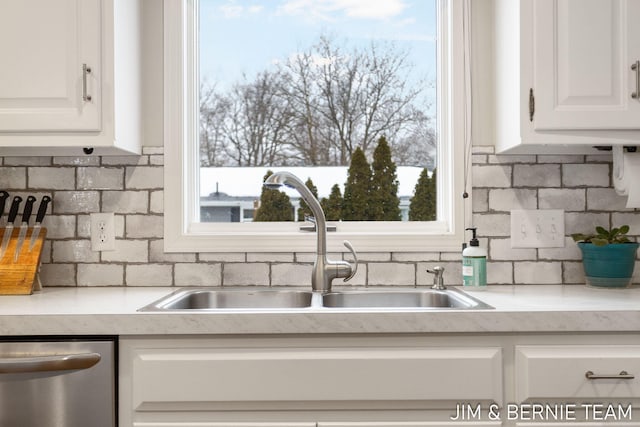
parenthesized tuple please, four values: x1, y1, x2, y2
(510, 209, 565, 248)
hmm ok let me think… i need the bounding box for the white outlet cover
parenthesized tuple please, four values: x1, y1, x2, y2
(510, 209, 565, 248)
(90, 212, 116, 251)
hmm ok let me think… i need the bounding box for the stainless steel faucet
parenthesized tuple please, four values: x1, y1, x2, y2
(426, 266, 446, 290)
(264, 171, 358, 293)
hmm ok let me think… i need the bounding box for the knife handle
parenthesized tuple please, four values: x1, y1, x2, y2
(7, 196, 22, 223)
(21, 196, 37, 224)
(0, 191, 8, 218)
(35, 196, 52, 224)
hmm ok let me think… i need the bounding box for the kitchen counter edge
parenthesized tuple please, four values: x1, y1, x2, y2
(0, 285, 638, 336)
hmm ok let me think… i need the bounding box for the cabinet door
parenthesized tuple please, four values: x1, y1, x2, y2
(515, 345, 640, 403)
(129, 346, 502, 410)
(134, 424, 314, 427)
(121, 338, 503, 426)
(0, 0, 101, 132)
(532, 0, 640, 130)
(319, 423, 501, 427)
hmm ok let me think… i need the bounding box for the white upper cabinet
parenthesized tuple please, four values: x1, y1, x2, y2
(494, 0, 640, 154)
(0, 0, 142, 156)
(534, 0, 640, 131)
(0, 0, 101, 133)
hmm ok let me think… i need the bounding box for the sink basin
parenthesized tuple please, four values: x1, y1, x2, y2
(139, 288, 314, 311)
(322, 288, 492, 309)
(139, 287, 492, 311)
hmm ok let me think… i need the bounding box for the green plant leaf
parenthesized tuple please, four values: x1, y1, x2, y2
(571, 233, 589, 242)
(591, 238, 609, 246)
(578, 224, 630, 244)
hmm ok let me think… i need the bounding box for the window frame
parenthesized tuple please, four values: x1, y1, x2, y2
(164, 0, 470, 253)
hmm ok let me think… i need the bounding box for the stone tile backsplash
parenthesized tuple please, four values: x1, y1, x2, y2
(0, 145, 638, 287)
(472, 146, 638, 286)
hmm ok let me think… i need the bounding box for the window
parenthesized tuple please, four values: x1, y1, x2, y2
(164, 0, 469, 253)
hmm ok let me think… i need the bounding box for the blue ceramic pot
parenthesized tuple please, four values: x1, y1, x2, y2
(578, 242, 639, 288)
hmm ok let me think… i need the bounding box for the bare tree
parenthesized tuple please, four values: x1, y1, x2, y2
(199, 35, 435, 168)
(199, 82, 230, 167)
(223, 71, 293, 166)
(279, 51, 331, 165)
(289, 35, 427, 165)
(388, 109, 437, 169)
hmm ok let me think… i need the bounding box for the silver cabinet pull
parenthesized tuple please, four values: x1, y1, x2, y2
(585, 370, 635, 380)
(632, 60, 640, 99)
(0, 352, 100, 374)
(82, 63, 93, 102)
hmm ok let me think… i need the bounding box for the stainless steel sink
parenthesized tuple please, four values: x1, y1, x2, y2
(139, 288, 314, 311)
(322, 288, 492, 309)
(139, 287, 492, 311)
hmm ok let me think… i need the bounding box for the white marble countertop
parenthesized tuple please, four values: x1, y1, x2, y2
(0, 285, 639, 335)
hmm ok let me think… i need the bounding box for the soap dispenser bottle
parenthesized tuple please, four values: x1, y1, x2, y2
(462, 227, 487, 290)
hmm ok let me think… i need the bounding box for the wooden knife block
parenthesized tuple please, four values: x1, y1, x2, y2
(0, 227, 47, 295)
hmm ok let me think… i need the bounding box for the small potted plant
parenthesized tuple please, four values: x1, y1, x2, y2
(572, 225, 639, 288)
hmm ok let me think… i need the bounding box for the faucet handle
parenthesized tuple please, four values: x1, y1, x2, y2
(426, 266, 446, 290)
(343, 240, 358, 282)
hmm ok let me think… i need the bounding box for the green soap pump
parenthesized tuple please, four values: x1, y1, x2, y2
(462, 227, 487, 290)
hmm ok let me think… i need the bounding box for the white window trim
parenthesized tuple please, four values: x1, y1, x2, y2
(164, 0, 470, 253)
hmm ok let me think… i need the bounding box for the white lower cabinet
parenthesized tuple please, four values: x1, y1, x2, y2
(317, 423, 500, 427)
(130, 424, 315, 427)
(514, 345, 640, 426)
(121, 335, 640, 427)
(119, 336, 503, 426)
(515, 345, 640, 403)
(127, 424, 498, 427)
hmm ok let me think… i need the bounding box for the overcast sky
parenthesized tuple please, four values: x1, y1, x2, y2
(199, 0, 437, 94)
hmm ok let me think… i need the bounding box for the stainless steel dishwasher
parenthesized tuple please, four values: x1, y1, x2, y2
(0, 337, 116, 427)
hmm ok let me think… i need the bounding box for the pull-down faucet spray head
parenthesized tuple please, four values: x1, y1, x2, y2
(263, 172, 289, 189)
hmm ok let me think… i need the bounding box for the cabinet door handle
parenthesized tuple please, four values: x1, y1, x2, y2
(83, 63, 93, 102)
(585, 370, 635, 380)
(632, 60, 640, 99)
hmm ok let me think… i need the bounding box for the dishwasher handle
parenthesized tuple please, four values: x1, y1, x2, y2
(0, 352, 101, 374)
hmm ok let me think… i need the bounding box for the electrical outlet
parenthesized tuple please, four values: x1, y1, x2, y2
(91, 213, 115, 251)
(510, 209, 565, 248)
